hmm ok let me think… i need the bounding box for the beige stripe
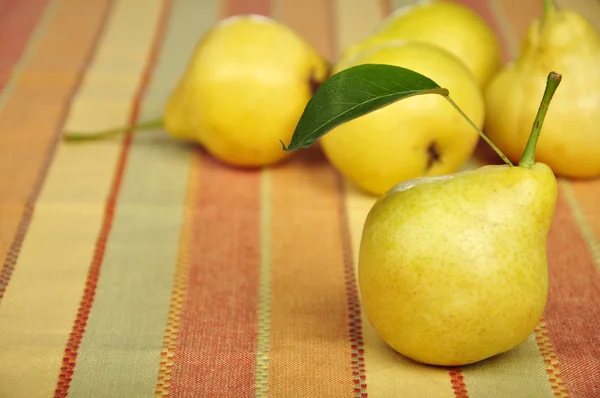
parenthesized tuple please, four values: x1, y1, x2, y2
(333, 0, 383, 59)
(0, 0, 161, 397)
(390, 0, 419, 9)
(255, 168, 273, 398)
(344, 180, 456, 398)
(62, 0, 162, 133)
(270, 0, 283, 20)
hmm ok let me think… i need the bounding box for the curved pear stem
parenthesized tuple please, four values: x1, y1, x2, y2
(444, 97, 514, 167)
(518, 72, 562, 168)
(63, 118, 164, 142)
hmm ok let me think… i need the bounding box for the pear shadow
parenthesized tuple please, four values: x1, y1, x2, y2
(383, 336, 527, 369)
(361, 317, 540, 375)
(272, 142, 353, 195)
(179, 139, 358, 200)
(472, 137, 507, 167)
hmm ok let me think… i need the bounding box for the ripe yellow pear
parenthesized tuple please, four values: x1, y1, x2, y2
(358, 73, 561, 366)
(164, 15, 329, 167)
(340, 0, 502, 88)
(484, 1, 600, 178)
(320, 41, 485, 196)
(359, 163, 557, 366)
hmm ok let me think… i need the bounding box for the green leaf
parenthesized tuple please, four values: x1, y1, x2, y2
(281, 63, 449, 151)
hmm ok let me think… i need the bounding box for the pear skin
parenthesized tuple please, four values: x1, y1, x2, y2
(484, 7, 600, 178)
(341, 0, 502, 88)
(321, 41, 485, 196)
(358, 163, 557, 366)
(164, 15, 329, 167)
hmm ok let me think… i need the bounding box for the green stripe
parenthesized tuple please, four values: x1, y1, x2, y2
(389, 0, 421, 12)
(255, 169, 273, 397)
(66, 0, 219, 396)
(462, 333, 555, 397)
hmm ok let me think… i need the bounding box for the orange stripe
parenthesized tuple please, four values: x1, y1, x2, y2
(542, 189, 600, 396)
(0, 0, 51, 92)
(337, 174, 367, 397)
(52, 1, 172, 395)
(166, 1, 266, 395)
(225, 0, 270, 16)
(274, 0, 333, 62)
(379, 0, 391, 17)
(570, 180, 600, 267)
(268, 146, 354, 397)
(267, 1, 357, 395)
(168, 152, 261, 396)
(449, 370, 468, 398)
(154, 154, 199, 396)
(497, 0, 542, 48)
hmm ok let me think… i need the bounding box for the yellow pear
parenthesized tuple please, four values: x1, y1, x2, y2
(484, 1, 600, 178)
(359, 163, 557, 366)
(358, 73, 561, 366)
(320, 41, 485, 196)
(340, 0, 502, 88)
(164, 15, 329, 167)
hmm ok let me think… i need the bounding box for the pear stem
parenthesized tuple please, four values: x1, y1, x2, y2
(63, 118, 164, 142)
(544, 0, 556, 17)
(444, 96, 514, 167)
(518, 72, 562, 168)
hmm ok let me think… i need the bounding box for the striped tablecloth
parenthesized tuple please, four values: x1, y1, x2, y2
(1, 0, 599, 397)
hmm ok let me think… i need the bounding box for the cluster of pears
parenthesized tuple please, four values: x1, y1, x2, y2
(156, 0, 600, 195)
(322, 0, 600, 195)
(284, 53, 563, 364)
(64, 0, 599, 192)
(160, 0, 502, 195)
(357, 72, 560, 365)
(320, 0, 500, 195)
(60, 1, 592, 369)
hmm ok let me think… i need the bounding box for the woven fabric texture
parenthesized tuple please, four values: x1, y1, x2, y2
(0, 0, 599, 397)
